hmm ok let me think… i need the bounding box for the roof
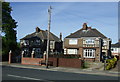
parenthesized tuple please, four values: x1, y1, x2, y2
(111, 42, 120, 48)
(65, 23, 107, 38)
(20, 28, 60, 42)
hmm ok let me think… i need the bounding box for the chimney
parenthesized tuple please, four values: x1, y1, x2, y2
(82, 23, 88, 30)
(60, 32, 62, 41)
(36, 27, 40, 33)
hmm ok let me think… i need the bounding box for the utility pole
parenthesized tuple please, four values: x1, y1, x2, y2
(46, 6, 52, 68)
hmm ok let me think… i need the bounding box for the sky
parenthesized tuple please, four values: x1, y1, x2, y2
(9, 2, 118, 43)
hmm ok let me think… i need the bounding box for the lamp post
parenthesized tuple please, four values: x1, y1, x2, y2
(46, 6, 52, 68)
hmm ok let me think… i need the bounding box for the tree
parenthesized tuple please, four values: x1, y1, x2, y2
(2, 2, 17, 61)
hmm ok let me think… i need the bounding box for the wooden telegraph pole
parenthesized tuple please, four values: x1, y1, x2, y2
(46, 6, 52, 68)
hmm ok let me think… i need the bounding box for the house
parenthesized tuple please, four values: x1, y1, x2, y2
(111, 40, 120, 58)
(64, 23, 111, 62)
(20, 27, 63, 65)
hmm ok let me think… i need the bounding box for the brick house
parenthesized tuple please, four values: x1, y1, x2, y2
(64, 23, 111, 62)
(20, 27, 63, 65)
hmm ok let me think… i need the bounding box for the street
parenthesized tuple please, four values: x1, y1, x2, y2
(2, 65, 119, 81)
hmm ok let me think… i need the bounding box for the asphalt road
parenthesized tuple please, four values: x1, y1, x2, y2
(2, 66, 119, 81)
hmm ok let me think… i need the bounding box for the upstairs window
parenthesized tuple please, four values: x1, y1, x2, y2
(35, 40, 41, 45)
(103, 40, 107, 46)
(85, 39, 94, 44)
(21, 40, 29, 46)
(69, 39, 77, 45)
(30, 39, 40, 45)
(50, 41, 55, 49)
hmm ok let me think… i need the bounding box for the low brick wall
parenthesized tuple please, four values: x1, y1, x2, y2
(59, 58, 82, 68)
(48, 57, 58, 67)
(22, 58, 44, 65)
(49, 57, 82, 68)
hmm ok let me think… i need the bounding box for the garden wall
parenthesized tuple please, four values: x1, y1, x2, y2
(48, 57, 82, 68)
(22, 58, 44, 65)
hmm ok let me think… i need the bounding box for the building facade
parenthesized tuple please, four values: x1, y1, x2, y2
(20, 27, 63, 59)
(64, 23, 111, 62)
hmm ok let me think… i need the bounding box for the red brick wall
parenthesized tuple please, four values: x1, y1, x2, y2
(49, 57, 82, 68)
(59, 58, 82, 68)
(22, 58, 44, 65)
(48, 57, 58, 67)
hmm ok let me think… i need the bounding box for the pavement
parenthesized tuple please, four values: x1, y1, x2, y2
(1, 62, 120, 77)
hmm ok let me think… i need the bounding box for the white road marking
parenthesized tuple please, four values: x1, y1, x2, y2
(7, 74, 51, 82)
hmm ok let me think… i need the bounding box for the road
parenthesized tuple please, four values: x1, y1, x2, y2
(2, 66, 119, 81)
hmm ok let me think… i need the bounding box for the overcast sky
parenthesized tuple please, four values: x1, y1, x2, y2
(9, 2, 118, 43)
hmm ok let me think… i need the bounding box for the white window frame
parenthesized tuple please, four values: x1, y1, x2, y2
(83, 49, 95, 58)
(67, 49, 78, 54)
(50, 41, 55, 49)
(21, 40, 29, 46)
(85, 39, 95, 44)
(103, 40, 107, 46)
(69, 39, 78, 45)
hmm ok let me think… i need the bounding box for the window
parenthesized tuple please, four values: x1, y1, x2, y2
(67, 49, 78, 54)
(23, 48, 31, 57)
(103, 40, 107, 46)
(114, 48, 117, 51)
(50, 41, 54, 49)
(83, 49, 95, 58)
(36, 40, 40, 45)
(21, 40, 29, 46)
(30, 39, 40, 45)
(33, 48, 43, 58)
(85, 39, 94, 44)
(69, 39, 77, 45)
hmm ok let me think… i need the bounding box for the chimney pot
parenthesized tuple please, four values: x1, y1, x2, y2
(36, 27, 40, 33)
(60, 32, 62, 41)
(82, 23, 88, 30)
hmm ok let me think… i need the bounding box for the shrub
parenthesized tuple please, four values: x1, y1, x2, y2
(81, 60, 89, 69)
(106, 57, 117, 70)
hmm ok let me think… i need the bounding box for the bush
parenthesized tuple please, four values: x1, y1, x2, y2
(81, 60, 89, 69)
(106, 57, 117, 70)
